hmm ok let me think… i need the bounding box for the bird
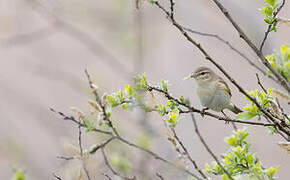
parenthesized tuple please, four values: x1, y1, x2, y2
(188, 66, 242, 120)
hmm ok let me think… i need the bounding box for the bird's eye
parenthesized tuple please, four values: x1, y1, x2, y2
(200, 72, 206, 75)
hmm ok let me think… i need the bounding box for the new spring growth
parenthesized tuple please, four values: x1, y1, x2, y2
(205, 128, 280, 180)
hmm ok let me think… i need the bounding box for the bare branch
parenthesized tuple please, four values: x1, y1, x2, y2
(102, 173, 114, 180)
(52, 173, 62, 180)
(209, 0, 290, 93)
(52, 106, 203, 179)
(101, 148, 137, 180)
(156, 173, 165, 180)
(183, 26, 277, 82)
(76, 111, 92, 180)
(147, 85, 276, 127)
(190, 113, 234, 180)
(170, 128, 208, 179)
(256, 73, 268, 93)
(84, 69, 120, 137)
(49, 107, 112, 135)
(56, 156, 74, 161)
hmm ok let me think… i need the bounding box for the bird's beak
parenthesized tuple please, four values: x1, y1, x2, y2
(183, 73, 195, 80)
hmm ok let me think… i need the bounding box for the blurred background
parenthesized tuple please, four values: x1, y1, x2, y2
(0, 0, 289, 179)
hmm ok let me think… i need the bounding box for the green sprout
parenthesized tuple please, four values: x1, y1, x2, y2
(12, 169, 25, 180)
(205, 129, 279, 180)
(266, 44, 290, 81)
(260, 0, 280, 32)
(236, 88, 274, 121)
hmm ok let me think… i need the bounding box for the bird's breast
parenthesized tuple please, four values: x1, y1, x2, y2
(197, 86, 231, 111)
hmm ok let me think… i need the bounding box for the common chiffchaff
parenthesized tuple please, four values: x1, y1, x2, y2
(189, 67, 242, 115)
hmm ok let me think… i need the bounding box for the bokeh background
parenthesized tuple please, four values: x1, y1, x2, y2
(0, 0, 289, 179)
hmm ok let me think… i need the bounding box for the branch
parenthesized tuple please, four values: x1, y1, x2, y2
(101, 148, 136, 180)
(147, 85, 276, 127)
(260, 0, 286, 51)
(209, 0, 290, 93)
(182, 26, 277, 82)
(52, 108, 203, 179)
(84, 69, 120, 137)
(170, 128, 208, 179)
(77, 116, 92, 180)
(255, 73, 267, 93)
(152, 1, 290, 137)
(190, 113, 234, 180)
(156, 173, 165, 180)
(52, 173, 62, 180)
(49, 108, 113, 135)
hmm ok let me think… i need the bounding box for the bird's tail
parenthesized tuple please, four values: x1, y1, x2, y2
(228, 104, 243, 114)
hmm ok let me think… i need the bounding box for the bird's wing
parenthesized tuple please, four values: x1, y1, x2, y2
(216, 77, 232, 97)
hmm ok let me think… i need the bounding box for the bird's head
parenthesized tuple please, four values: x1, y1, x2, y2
(190, 67, 215, 85)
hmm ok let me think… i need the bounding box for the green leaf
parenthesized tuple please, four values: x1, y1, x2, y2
(261, 7, 273, 16)
(248, 154, 254, 165)
(222, 174, 231, 180)
(264, 18, 273, 24)
(266, 166, 280, 180)
(106, 95, 119, 107)
(167, 100, 178, 110)
(125, 85, 135, 97)
(157, 105, 167, 116)
(226, 136, 237, 146)
(166, 109, 180, 127)
(265, 0, 277, 7)
(83, 117, 96, 132)
(236, 112, 257, 120)
(161, 79, 168, 92)
(90, 144, 100, 154)
(12, 170, 25, 180)
(122, 103, 129, 110)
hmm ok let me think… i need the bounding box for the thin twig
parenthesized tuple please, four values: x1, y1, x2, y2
(102, 173, 114, 180)
(52, 107, 202, 178)
(256, 73, 267, 93)
(170, 128, 208, 179)
(84, 69, 120, 137)
(77, 116, 91, 180)
(56, 156, 74, 161)
(101, 148, 136, 180)
(148, 85, 276, 127)
(78, 119, 84, 156)
(115, 136, 203, 179)
(210, 0, 290, 93)
(260, 0, 286, 51)
(156, 173, 165, 180)
(52, 173, 62, 180)
(190, 113, 234, 180)
(49, 108, 112, 135)
(183, 26, 277, 82)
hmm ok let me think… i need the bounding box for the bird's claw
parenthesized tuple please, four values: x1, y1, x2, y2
(200, 108, 208, 117)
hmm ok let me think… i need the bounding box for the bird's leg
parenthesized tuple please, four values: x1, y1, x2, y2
(221, 110, 230, 124)
(200, 107, 209, 117)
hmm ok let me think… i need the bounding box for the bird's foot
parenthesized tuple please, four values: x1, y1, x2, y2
(225, 116, 230, 124)
(221, 110, 230, 124)
(200, 108, 209, 117)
